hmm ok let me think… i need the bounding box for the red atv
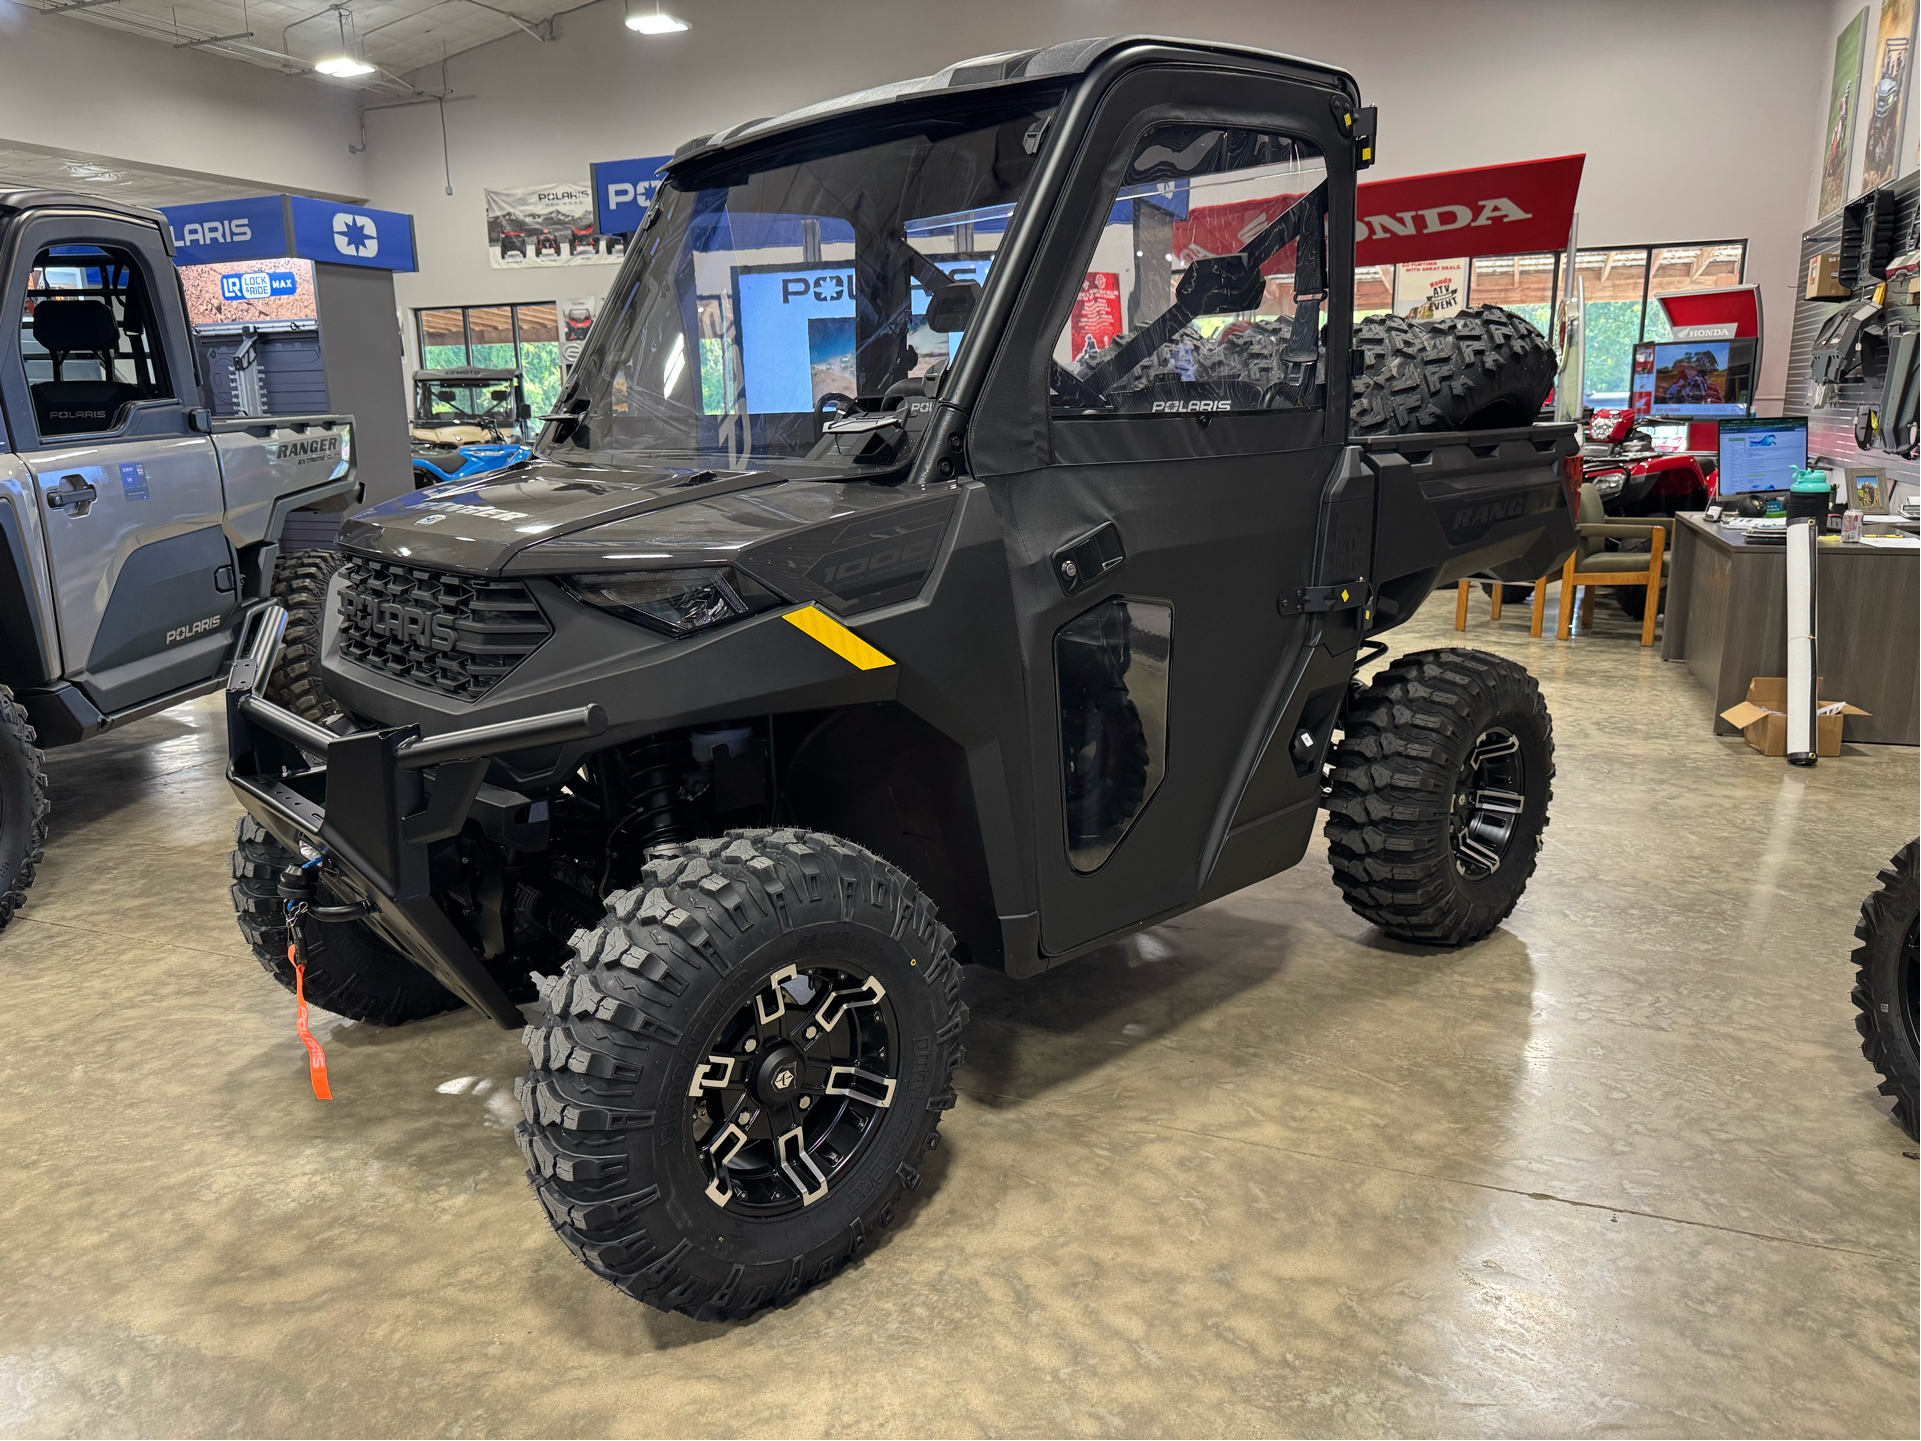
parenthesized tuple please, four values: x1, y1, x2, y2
(1581, 409, 1714, 619)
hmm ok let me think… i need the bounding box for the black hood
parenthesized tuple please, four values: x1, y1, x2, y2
(337, 460, 790, 575)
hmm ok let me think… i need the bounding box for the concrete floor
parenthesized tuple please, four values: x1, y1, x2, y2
(0, 594, 1915, 1439)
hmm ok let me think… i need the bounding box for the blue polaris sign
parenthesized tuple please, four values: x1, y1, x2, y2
(160, 195, 417, 272)
(162, 196, 288, 265)
(287, 196, 417, 272)
(591, 155, 673, 236)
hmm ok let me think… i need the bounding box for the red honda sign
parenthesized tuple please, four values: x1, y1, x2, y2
(1355, 155, 1584, 267)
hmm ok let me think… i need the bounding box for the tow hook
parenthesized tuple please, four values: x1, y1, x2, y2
(275, 861, 373, 921)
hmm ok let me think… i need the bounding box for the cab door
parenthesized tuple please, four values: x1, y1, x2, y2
(969, 61, 1359, 957)
(3, 219, 236, 717)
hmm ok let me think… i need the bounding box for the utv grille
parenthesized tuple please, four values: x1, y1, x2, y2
(334, 557, 551, 700)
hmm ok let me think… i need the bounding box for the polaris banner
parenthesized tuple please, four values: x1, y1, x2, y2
(287, 196, 417, 272)
(486, 180, 623, 267)
(161, 196, 288, 265)
(591, 155, 673, 237)
(162, 196, 417, 271)
(1354, 155, 1584, 266)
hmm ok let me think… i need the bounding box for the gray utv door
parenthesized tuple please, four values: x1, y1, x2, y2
(5, 217, 236, 717)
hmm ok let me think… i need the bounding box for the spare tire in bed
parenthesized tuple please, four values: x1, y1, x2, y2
(1350, 305, 1558, 437)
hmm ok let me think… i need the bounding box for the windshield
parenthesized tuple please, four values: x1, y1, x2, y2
(546, 93, 1058, 473)
(419, 380, 517, 423)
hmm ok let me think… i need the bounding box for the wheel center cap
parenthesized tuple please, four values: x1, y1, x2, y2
(752, 1045, 804, 1104)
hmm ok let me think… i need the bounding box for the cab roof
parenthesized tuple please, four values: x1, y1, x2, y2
(668, 34, 1360, 170)
(415, 368, 522, 383)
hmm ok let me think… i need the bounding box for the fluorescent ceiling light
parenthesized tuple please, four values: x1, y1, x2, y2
(625, 11, 689, 33)
(315, 56, 376, 76)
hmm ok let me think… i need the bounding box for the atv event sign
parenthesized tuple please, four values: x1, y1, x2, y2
(1353, 155, 1584, 267)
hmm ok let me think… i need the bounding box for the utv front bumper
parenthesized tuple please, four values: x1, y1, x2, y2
(225, 606, 606, 1027)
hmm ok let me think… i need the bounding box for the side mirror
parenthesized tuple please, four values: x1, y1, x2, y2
(516, 401, 532, 420)
(924, 280, 981, 334)
(1174, 253, 1267, 318)
(186, 406, 214, 434)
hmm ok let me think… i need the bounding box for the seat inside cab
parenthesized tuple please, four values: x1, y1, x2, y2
(22, 247, 171, 439)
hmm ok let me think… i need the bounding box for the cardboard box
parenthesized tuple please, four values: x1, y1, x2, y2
(1720, 677, 1869, 757)
(1806, 251, 1850, 298)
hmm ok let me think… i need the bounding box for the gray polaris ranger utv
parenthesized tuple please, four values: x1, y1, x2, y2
(225, 36, 1575, 1320)
(0, 191, 358, 927)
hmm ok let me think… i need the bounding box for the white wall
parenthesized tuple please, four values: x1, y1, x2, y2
(366, 0, 1836, 408)
(0, 0, 368, 200)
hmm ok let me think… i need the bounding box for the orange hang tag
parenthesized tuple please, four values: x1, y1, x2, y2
(290, 943, 333, 1100)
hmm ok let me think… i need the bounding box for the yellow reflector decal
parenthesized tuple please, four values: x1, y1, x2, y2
(783, 605, 895, 671)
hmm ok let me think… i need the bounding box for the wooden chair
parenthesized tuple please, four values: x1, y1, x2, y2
(1453, 575, 1557, 638)
(1555, 482, 1671, 646)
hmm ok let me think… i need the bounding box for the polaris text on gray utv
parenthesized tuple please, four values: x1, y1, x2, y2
(225, 35, 1575, 1321)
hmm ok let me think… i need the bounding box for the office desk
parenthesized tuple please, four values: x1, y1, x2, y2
(1662, 512, 1918, 745)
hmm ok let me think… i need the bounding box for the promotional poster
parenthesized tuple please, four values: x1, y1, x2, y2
(560, 296, 600, 371)
(486, 182, 623, 268)
(1393, 258, 1468, 320)
(1860, 0, 1915, 193)
(1818, 8, 1870, 217)
(178, 257, 317, 328)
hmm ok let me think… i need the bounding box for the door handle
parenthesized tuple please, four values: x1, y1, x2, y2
(1053, 522, 1125, 596)
(46, 477, 98, 513)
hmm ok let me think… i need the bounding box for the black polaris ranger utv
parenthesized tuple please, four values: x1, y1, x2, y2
(226, 35, 1574, 1321)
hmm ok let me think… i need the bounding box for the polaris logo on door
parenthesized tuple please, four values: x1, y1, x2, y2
(333, 212, 379, 258)
(166, 614, 224, 645)
(1150, 398, 1234, 413)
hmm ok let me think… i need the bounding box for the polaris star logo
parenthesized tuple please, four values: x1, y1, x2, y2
(333, 212, 379, 258)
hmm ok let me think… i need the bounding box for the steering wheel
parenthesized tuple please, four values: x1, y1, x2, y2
(816, 392, 858, 418)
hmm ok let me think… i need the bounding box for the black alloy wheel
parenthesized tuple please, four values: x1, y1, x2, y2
(518, 830, 967, 1320)
(1325, 648, 1554, 946)
(687, 960, 900, 1214)
(1449, 727, 1526, 879)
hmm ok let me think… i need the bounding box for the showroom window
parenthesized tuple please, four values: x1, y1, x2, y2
(1351, 240, 1747, 408)
(415, 302, 562, 421)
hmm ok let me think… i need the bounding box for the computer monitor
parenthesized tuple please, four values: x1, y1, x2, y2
(1631, 339, 1756, 419)
(1717, 416, 1809, 494)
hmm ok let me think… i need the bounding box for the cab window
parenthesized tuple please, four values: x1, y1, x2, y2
(1050, 127, 1328, 418)
(20, 245, 173, 439)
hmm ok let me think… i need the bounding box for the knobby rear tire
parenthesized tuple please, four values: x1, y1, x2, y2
(516, 829, 966, 1321)
(1350, 305, 1557, 437)
(265, 548, 345, 727)
(1324, 648, 1554, 945)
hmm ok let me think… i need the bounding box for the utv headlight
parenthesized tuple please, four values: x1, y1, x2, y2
(1594, 471, 1626, 499)
(560, 567, 782, 637)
